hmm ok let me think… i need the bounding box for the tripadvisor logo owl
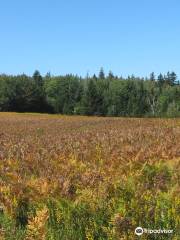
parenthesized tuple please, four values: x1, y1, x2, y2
(135, 227, 144, 236)
(135, 227, 173, 236)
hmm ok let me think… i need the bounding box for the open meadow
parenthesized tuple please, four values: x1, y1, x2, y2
(0, 113, 179, 239)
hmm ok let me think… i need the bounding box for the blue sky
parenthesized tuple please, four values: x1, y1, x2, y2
(0, 0, 180, 78)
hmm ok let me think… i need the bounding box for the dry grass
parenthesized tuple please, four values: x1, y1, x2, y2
(0, 113, 179, 239)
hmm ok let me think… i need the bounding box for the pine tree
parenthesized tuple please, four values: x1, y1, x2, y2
(157, 73, 164, 88)
(99, 68, 105, 79)
(33, 70, 43, 88)
(150, 72, 155, 81)
(32, 70, 47, 112)
(108, 71, 114, 80)
(169, 72, 177, 86)
(85, 79, 98, 115)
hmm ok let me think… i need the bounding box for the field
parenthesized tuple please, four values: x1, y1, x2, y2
(0, 113, 179, 239)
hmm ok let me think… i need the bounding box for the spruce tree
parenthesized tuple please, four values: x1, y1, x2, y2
(99, 68, 105, 79)
(150, 72, 155, 81)
(157, 73, 164, 88)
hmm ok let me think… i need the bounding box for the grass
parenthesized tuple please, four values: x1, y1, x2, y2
(0, 113, 179, 239)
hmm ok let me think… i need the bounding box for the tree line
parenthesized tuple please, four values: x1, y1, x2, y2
(0, 69, 179, 117)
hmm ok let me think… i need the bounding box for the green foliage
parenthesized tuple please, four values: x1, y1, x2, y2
(157, 86, 180, 116)
(112, 162, 179, 239)
(45, 75, 83, 114)
(7, 162, 177, 240)
(0, 213, 26, 239)
(0, 70, 179, 117)
(15, 197, 29, 228)
(47, 199, 112, 240)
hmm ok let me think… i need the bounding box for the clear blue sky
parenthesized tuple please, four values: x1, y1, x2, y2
(0, 0, 180, 78)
